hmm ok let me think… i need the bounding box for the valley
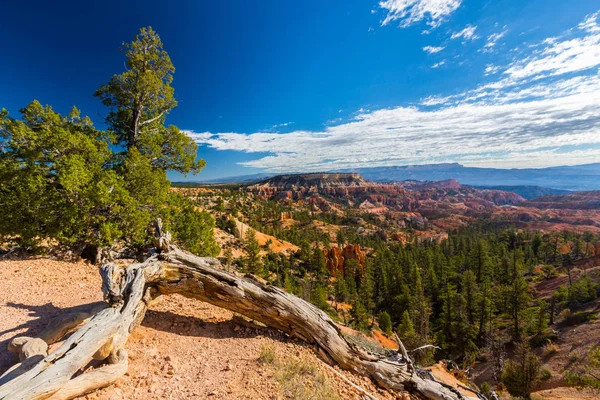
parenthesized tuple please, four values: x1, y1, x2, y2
(168, 173, 600, 398)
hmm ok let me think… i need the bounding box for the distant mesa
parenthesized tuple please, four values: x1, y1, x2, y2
(256, 173, 368, 188)
(177, 162, 600, 192)
(246, 172, 525, 211)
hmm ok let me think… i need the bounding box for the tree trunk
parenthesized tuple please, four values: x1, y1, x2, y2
(0, 242, 478, 400)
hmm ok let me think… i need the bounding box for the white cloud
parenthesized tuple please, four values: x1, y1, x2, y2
(189, 10, 600, 172)
(379, 0, 462, 28)
(190, 81, 600, 171)
(182, 130, 213, 142)
(431, 60, 446, 68)
(271, 122, 293, 129)
(483, 28, 507, 50)
(484, 64, 500, 75)
(451, 24, 478, 41)
(423, 45, 445, 54)
(503, 24, 600, 81)
(579, 11, 600, 33)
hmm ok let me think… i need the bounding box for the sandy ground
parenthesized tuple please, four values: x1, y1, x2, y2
(532, 387, 600, 400)
(0, 257, 397, 399)
(233, 218, 299, 255)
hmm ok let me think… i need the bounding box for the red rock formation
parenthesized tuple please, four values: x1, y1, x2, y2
(323, 245, 365, 276)
(323, 247, 343, 275)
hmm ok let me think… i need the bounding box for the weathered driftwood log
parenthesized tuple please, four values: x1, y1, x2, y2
(0, 242, 479, 400)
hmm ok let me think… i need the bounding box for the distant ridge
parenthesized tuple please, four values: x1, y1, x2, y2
(342, 163, 600, 191)
(174, 172, 273, 185)
(174, 162, 600, 192)
(255, 172, 367, 188)
(470, 185, 571, 200)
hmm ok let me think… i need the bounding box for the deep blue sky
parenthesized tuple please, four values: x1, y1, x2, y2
(2, 1, 600, 180)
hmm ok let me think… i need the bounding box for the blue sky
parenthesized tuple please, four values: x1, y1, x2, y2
(1, 1, 600, 180)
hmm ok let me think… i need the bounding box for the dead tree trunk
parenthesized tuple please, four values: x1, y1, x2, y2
(0, 240, 477, 400)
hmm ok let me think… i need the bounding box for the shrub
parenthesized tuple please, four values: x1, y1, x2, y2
(562, 311, 597, 326)
(540, 366, 552, 381)
(569, 275, 598, 305)
(565, 346, 600, 390)
(479, 382, 491, 398)
(541, 264, 558, 279)
(216, 216, 237, 235)
(502, 340, 542, 398)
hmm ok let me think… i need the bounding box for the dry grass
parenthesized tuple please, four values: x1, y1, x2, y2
(543, 343, 558, 357)
(258, 344, 276, 364)
(257, 345, 340, 400)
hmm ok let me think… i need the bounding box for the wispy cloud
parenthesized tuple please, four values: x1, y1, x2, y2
(579, 11, 600, 33)
(271, 122, 294, 129)
(451, 24, 478, 41)
(484, 64, 500, 75)
(379, 0, 462, 28)
(431, 60, 446, 68)
(423, 45, 445, 54)
(483, 27, 508, 50)
(190, 11, 600, 172)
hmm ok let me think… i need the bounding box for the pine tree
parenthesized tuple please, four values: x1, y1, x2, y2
(412, 267, 431, 342)
(398, 310, 419, 350)
(95, 27, 203, 174)
(461, 270, 478, 325)
(508, 276, 531, 340)
(533, 301, 548, 336)
(350, 298, 370, 331)
(244, 229, 261, 274)
(377, 311, 393, 335)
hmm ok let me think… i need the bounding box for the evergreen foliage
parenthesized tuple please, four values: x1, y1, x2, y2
(0, 27, 217, 257)
(501, 340, 542, 398)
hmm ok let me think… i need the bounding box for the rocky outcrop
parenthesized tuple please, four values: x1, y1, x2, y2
(247, 173, 529, 219)
(323, 245, 365, 276)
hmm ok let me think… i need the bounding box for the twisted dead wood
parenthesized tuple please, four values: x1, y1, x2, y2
(0, 244, 479, 400)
